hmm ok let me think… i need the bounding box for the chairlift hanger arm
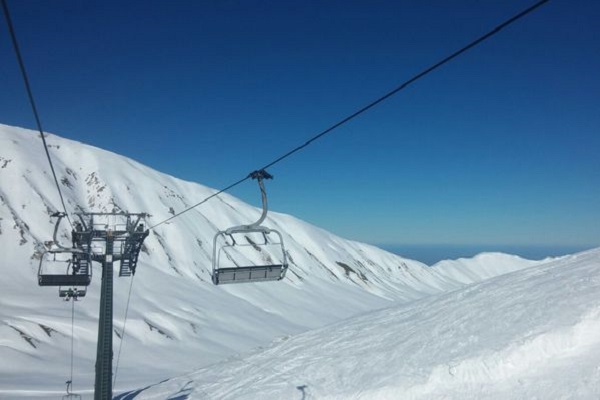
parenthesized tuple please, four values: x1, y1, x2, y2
(52, 212, 65, 246)
(232, 169, 274, 230)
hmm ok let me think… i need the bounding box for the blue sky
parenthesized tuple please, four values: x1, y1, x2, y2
(1, 0, 599, 249)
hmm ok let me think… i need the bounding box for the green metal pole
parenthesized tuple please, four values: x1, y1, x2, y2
(95, 233, 114, 399)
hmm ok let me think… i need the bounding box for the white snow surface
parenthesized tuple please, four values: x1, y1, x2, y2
(431, 252, 546, 284)
(0, 123, 591, 399)
(125, 248, 600, 400)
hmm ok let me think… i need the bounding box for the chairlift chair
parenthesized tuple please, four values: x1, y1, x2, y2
(37, 212, 92, 299)
(38, 249, 92, 298)
(212, 170, 289, 285)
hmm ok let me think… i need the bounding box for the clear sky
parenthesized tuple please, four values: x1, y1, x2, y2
(1, 0, 599, 249)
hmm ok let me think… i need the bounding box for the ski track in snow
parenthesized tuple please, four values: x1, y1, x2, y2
(0, 124, 595, 399)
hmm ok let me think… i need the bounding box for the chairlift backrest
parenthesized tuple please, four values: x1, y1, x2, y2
(212, 226, 288, 285)
(38, 250, 92, 287)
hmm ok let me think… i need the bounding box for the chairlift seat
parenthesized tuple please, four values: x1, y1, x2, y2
(213, 264, 288, 285)
(39, 274, 91, 287)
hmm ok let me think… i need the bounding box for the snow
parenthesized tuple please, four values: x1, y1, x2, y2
(431, 252, 546, 284)
(128, 249, 600, 399)
(1, 123, 595, 399)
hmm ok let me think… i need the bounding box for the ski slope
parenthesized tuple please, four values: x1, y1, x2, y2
(127, 248, 600, 399)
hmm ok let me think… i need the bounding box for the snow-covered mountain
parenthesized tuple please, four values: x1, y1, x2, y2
(0, 123, 553, 398)
(431, 252, 547, 284)
(129, 248, 600, 399)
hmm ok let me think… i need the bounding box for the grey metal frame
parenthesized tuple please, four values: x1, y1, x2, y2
(37, 213, 92, 299)
(37, 249, 92, 286)
(37, 211, 149, 399)
(211, 170, 289, 285)
(212, 226, 288, 285)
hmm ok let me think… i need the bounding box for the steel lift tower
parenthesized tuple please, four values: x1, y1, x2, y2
(83, 213, 148, 400)
(38, 212, 149, 400)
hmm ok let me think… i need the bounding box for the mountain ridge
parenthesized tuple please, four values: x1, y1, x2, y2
(0, 123, 548, 395)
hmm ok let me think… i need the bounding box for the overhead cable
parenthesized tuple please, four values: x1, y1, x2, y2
(150, 176, 250, 229)
(1, 0, 73, 227)
(259, 0, 550, 171)
(149, 0, 550, 230)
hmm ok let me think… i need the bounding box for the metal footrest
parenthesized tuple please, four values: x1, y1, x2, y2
(59, 289, 86, 299)
(212, 264, 287, 285)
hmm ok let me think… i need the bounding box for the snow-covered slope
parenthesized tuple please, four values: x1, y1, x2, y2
(0, 123, 546, 397)
(431, 252, 547, 284)
(128, 248, 600, 400)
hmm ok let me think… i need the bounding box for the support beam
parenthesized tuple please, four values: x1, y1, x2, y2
(95, 233, 114, 400)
